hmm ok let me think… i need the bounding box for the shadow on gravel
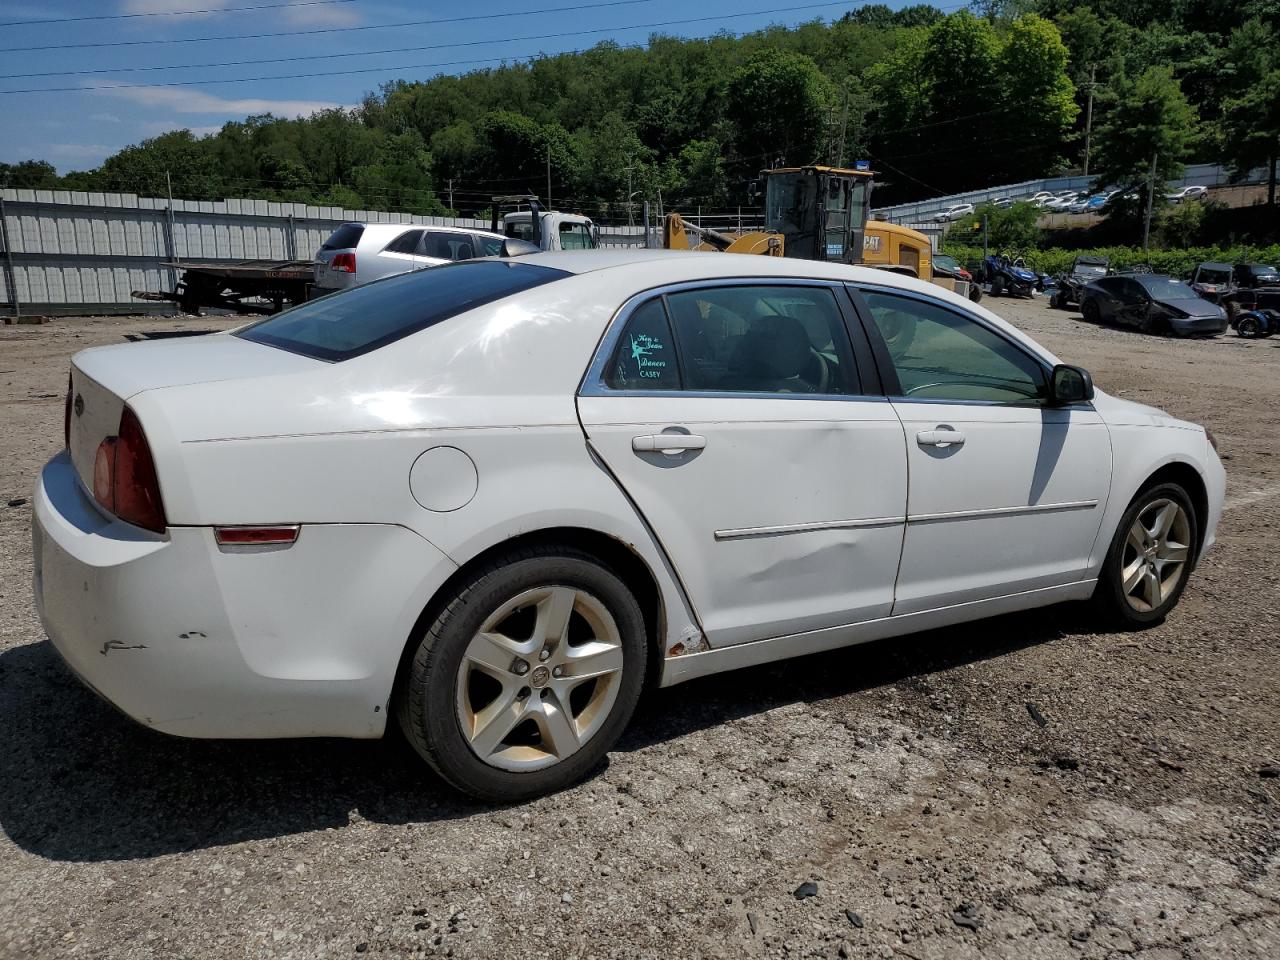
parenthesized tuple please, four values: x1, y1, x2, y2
(0, 604, 1096, 862)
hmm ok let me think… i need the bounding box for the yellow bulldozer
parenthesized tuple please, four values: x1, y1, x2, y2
(662, 165, 972, 298)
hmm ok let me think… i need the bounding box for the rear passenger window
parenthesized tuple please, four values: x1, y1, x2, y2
(383, 230, 423, 254)
(664, 286, 857, 394)
(421, 231, 478, 261)
(603, 300, 680, 390)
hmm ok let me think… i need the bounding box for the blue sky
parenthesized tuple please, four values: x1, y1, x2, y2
(0, 0, 916, 173)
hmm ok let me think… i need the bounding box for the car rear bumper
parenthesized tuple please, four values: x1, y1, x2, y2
(1170, 314, 1228, 336)
(32, 451, 455, 739)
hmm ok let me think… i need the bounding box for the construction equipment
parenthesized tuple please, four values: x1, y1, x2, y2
(663, 165, 966, 297)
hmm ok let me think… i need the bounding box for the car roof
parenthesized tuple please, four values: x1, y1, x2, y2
(1197, 262, 1231, 271)
(348, 222, 505, 240)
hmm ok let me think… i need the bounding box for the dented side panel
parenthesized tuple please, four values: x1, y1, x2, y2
(578, 395, 909, 648)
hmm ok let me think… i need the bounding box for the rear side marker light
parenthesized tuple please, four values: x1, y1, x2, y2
(214, 526, 300, 546)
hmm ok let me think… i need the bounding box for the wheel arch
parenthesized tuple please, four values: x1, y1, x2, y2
(1134, 459, 1210, 560)
(390, 526, 669, 712)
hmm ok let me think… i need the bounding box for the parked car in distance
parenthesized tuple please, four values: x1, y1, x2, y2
(1081, 274, 1228, 336)
(1166, 185, 1208, 203)
(1029, 191, 1056, 205)
(933, 202, 976, 223)
(1189, 262, 1234, 303)
(989, 197, 1014, 208)
(35, 251, 1225, 801)
(1050, 255, 1110, 309)
(313, 222, 505, 292)
(1232, 262, 1280, 289)
(1044, 192, 1079, 210)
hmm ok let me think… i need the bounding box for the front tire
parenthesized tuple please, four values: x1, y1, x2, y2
(396, 545, 647, 801)
(1082, 299, 1101, 325)
(1237, 315, 1262, 339)
(1093, 483, 1198, 628)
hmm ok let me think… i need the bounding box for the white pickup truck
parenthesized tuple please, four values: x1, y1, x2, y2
(492, 196, 599, 251)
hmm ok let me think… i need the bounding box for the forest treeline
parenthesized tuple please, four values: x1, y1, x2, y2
(3, 1, 1278, 218)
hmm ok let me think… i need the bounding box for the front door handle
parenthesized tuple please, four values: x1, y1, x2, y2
(632, 433, 707, 455)
(917, 429, 966, 448)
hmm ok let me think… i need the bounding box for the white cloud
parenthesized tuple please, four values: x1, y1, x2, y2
(46, 143, 118, 158)
(278, 2, 360, 27)
(91, 85, 348, 118)
(91, 113, 123, 124)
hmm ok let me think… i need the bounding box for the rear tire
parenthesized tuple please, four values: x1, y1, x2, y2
(1238, 315, 1262, 339)
(1082, 299, 1101, 325)
(396, 545, 648, 802)
(1093, 483, 1198, 629)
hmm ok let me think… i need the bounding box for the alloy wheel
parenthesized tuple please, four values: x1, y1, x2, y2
(454, 586, 625, 772)
(1119, 498, 1191, 613)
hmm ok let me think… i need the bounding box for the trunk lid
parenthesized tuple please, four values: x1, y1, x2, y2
(68, 333, 320, 493)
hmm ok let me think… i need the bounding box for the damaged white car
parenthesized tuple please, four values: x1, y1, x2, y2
(33, 251, 1225, 800)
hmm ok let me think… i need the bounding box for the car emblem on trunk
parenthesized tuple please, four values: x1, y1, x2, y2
(73, 394, 84, 417)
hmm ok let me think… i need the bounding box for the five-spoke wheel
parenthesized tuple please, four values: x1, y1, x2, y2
(1095, 482, 1198, 626)
(397, 546, 646, 801)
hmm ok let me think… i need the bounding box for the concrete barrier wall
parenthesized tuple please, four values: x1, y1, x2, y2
(0, 189, 650, 316)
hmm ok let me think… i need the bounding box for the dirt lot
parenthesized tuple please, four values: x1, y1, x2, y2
(0, 301, 1277, 960)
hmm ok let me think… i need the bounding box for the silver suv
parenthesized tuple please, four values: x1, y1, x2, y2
(313, 223, 507, 292)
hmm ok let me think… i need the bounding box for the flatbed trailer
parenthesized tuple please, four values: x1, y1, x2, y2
(133, 260, 313, 315)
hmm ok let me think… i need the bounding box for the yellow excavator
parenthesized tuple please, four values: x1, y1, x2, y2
(663, 165, 972, 298)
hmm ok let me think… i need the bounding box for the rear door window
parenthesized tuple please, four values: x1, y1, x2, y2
(237, 261, 570, 361)
(421, 231, 478, 261)
(603, 300, 680, 390)
(382, 229, 424, 254)
(321, 223, 365, 251)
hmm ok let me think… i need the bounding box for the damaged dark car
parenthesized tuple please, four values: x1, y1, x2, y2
(1050, 255, 1109, 309)
(1081, 274, 1228, 337)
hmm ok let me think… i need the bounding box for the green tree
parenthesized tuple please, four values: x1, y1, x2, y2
(0, 160, 60, 189)
(1092, 66, 1197, 193)
(1218, 19, 1280, 206)
(725, 49, 833, 167)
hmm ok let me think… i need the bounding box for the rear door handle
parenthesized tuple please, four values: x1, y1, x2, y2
(632, 433, 707, 455)
(916, 429, 966, 448)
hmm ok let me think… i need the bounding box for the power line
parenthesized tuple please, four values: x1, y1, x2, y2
(0, 4, 862, 94)
(0, 0, 661, 53)
(0, 3, 855, 79)
(0, 0, 363, 29)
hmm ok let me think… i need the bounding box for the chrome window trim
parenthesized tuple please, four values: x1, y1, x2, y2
(714, 516, 903, 541)
(579, 276, 875, 401)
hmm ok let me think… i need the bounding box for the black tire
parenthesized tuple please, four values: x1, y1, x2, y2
(968, 283, 982, 303)
(1092, 482, 1199, 629)
(1050, 291, 1063, 309)
(1082, 298, 1101, 325)
(396, 545, 648, 802)
(990, 276, 1003, 297)
(1237, 315, 1262, 339)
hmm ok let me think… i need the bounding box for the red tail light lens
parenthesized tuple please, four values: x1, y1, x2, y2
(92, 406, 168, 533)
(331, 252, 357, 273)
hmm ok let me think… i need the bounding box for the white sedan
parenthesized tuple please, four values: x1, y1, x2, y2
(33, 251, 1225, 801)
(1167, 185, 1209, 203)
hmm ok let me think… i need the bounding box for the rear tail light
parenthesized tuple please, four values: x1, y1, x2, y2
(330, 252, 357, 274)
(92, 406, 168, 533)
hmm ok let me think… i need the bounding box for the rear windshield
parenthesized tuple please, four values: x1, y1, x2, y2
(321, 223, 365, 251)
(237, 260, 570, 361)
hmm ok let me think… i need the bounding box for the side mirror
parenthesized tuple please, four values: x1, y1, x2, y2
(1051, 364, 1094, 404)
(499, 238, 540, 258)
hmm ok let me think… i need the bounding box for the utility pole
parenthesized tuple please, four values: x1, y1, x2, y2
(1142, 150, 1158, 256)
(836, 86, 851, 168)
(626, 164, 635, 227)
(1083, 64, 1097, 177)
(447, 178, 454, 211)
(545, 146, 552, 208)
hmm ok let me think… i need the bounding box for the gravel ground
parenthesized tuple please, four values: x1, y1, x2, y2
(0, 300, 1277, 960)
